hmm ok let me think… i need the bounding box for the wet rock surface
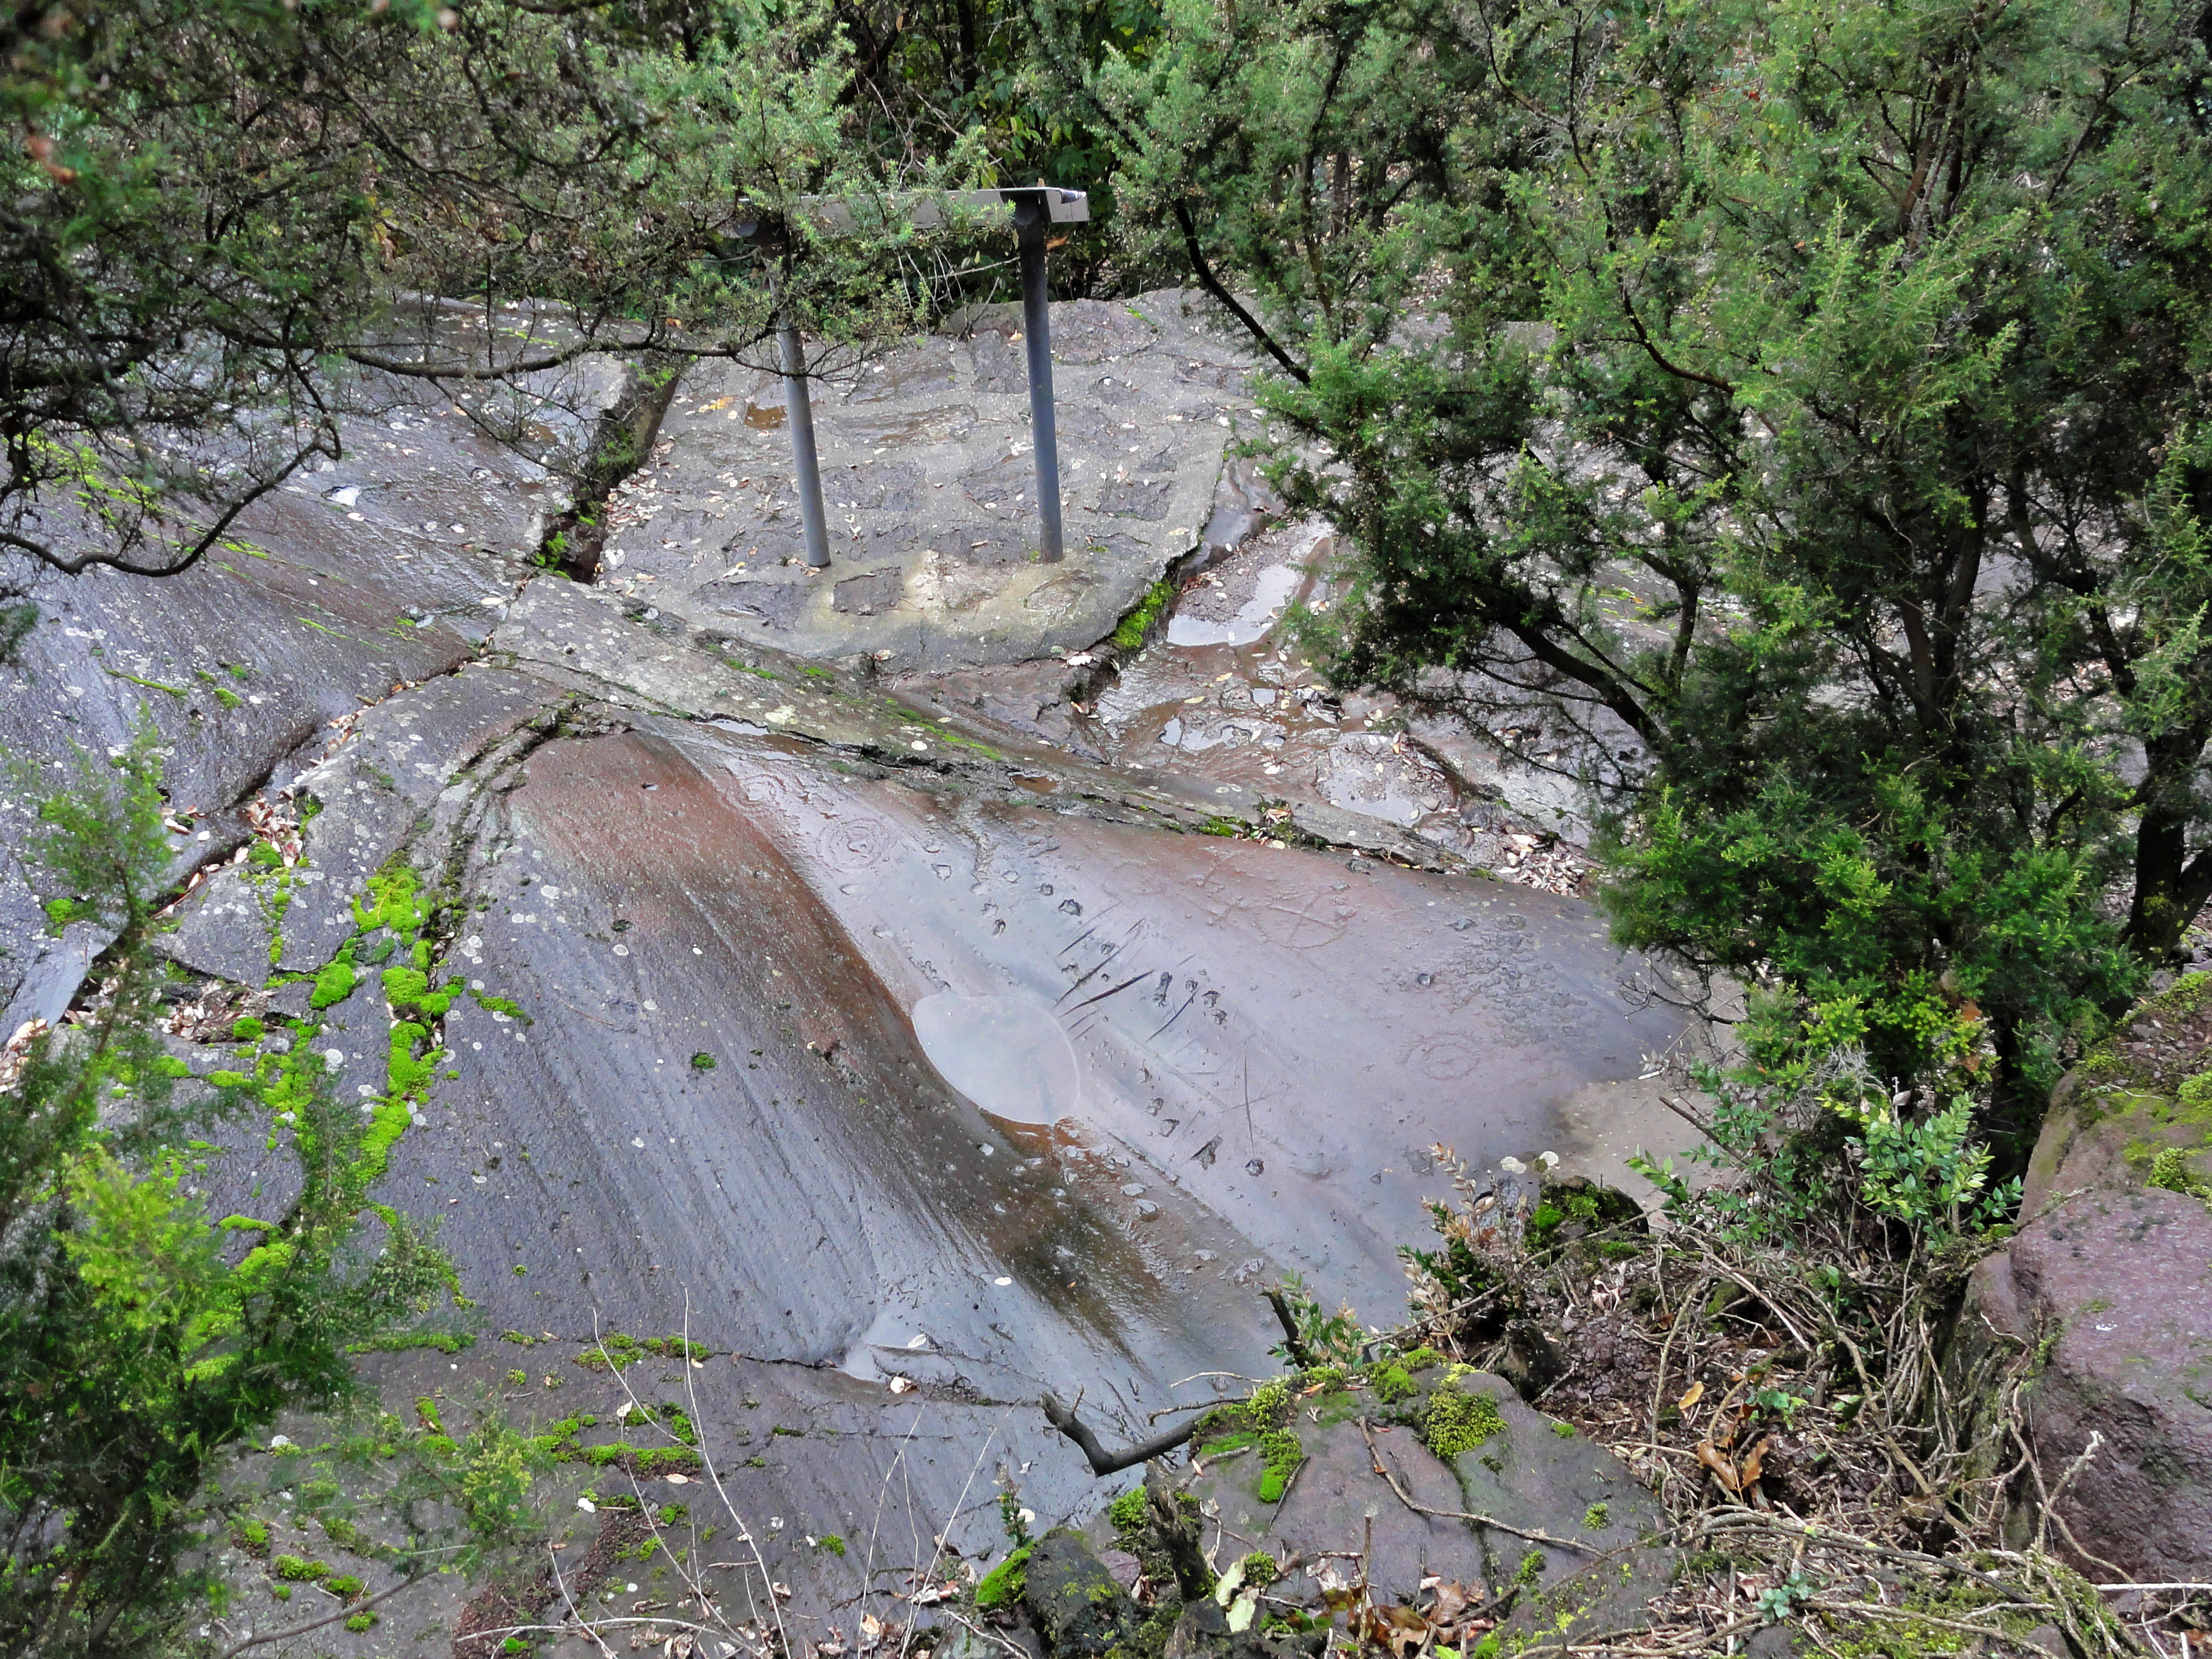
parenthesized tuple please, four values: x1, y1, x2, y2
(0, 356, 621, 1030)
(599, 291, 1249, 671)
(897, 519, 1601, 893)
(1963, 976, 2212, 1581)
(0, 296, 1718, 1654)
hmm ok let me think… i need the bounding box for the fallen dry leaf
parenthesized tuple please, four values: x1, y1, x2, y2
(1372, 1603, 1433, 1658)
(1426, 1581, 1475, 1624)
(1676, 1380, 1705, 1413)
(1737, 1435, 1774, 1490)
(1695, 1439, 1741, 1494)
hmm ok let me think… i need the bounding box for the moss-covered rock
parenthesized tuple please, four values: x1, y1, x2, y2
(975, 1544, 1033, 1610)
(1089, 1366, 1667, 1619)
(1962, 976, 2212, 1582)
(1021, 1530, 1141, 1659)
(2023, 972, 2212, 1219)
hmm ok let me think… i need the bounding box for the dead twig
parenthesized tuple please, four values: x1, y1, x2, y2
(1042, 1390, 1210, 1476)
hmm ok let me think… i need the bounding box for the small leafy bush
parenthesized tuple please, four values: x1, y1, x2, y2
(1627, 1050, 2019, 1241)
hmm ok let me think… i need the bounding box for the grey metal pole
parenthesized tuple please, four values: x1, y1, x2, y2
(776, 297, 833, 570)
(1011, 196, 1064, 565)
(729, 216, 834, 570)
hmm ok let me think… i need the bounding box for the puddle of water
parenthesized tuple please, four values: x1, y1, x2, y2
(911, 992, 1082, 1125)
(1316, 734, 1444, 826)
(1166, 562, 1304, 647)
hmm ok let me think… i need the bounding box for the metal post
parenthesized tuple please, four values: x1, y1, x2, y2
(1011, 193, 1064, 565)
(734, 213, 833, 571)
(771, 278, 833, 570)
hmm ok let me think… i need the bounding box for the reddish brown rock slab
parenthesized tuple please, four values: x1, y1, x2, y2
(1968, 1185, 2212, 1578)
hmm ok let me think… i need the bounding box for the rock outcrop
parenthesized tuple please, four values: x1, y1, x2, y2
(1963, 975, 2212, 1580)
(1, 297, 1721, 1653)
(1007, 1360, 1678, 1659)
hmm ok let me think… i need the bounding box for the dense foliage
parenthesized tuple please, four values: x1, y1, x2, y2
(0, 731, 457, 1658)
(0, 0, 968, 581)
(1052, 0, 2212, 1141)
(831, 0, 1167, 291)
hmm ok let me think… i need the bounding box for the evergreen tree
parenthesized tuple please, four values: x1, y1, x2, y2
(0, 729, 452, 1658)
(1054, 0, 2212, 1125)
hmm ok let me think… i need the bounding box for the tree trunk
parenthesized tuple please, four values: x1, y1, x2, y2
(2124, 723, 2212, 967)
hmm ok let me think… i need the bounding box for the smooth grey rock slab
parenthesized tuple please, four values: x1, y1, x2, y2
(390, 720, 1276, 1407)
(578, 722, 1688, 1328)
(0, 343, 626, 1027)
(162, 666, 550, 984)
(598, 290, 1255, 671)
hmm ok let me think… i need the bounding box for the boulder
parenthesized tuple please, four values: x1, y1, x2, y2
(1086, 1362, 1675, 1655)
(1962, 974, 2212, 1579)
(1021, 1530, 1141, 1659)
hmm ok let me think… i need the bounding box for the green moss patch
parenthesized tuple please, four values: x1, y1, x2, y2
(1110, 578, 1178, 652)
(2150, 1145, 2212, 1208)
(1424, 1374, 1507, 1458)
(975, 1544, 1033, 1609)
(1372, 1363, 1419, 1404)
